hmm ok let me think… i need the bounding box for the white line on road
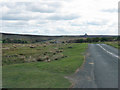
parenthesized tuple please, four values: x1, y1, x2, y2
(97, 44, 120, 59)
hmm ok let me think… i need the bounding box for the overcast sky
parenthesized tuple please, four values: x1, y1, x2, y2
(0, 0, 119, 35)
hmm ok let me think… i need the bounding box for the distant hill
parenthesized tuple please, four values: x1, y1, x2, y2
(1, 33, 118, 43)
(2, 33, 62, 43)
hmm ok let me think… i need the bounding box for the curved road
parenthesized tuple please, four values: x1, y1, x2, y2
(69, 44, 119, 88)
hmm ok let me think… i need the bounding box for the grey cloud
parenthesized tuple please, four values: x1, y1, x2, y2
(1, 2, 28, 9)
(48, 14, 80, 20)
(2, 14, 32, 21)
(87, 22, 102, 26)
(71, 23, 82, 26)
(0, 2, 62, 22)
(1, 2, 58, 15)
(26, 2, 61, 13)
(1, 2, 28, 15)
(71, 20, 108, 27)
(56, 27, 70, 34)
(46, 2, 62, 8)
(2, 21, 28, 27)
(86, 21, 108, 26)
(102, 8, 117, 13)
(2, 19, 48, 27)
(28, 7, 55, 13)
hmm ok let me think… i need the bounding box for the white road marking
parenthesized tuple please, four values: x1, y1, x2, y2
(97, 44, 120, 59)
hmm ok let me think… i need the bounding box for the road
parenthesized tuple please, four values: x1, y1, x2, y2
(69, 44, 119, 88)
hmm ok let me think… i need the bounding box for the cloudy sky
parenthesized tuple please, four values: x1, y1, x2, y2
(0, 0, 119, 35)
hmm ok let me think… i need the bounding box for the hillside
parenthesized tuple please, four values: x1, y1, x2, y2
(2, 33, 62, 43)
(1, 33, 118, 43)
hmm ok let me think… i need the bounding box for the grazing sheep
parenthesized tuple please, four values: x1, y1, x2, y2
(44, 53, 46, 55)
(43, 46, 46, 47)
(30, 46, 35, 48)
(36, 57, 43, 61)
(55, 58, 58, 60)
(45, 56, 49, 60)
(19, 53, 24, 55)
(49, 51, 53, 53)
(47, 59, 51, 62)
(53, 53, 56, 55)
(13, 45, 17, 48)
(68, 47, 72, 48)
(59, 50, 63, 52)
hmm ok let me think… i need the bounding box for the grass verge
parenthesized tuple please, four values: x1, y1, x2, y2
(3, 43, 88, 88)
(103, 41, 120, 49)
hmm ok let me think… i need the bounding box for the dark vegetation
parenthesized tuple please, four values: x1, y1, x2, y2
(2, 33, 62, 43)
(2, 33, 119, 44)
(3, 38, 28, 43)
(68, 37, 119, 43)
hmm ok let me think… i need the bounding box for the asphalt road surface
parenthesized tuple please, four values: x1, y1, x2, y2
(69, 44, 119, 88)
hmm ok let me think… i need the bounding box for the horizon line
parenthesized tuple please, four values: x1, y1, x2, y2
(1, 32, 119, 36)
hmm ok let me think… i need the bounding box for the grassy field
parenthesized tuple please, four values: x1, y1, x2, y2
(103, 41, 119, 49)
(93, 41, 119, 49)
(3, 43, 88, 88)
(3, 43, 68, 65)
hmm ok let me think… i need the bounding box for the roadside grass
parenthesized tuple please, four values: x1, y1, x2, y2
(103, 41, 120, 49)
(3, 43, 88, 88)
(93, 41, 119, 49)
